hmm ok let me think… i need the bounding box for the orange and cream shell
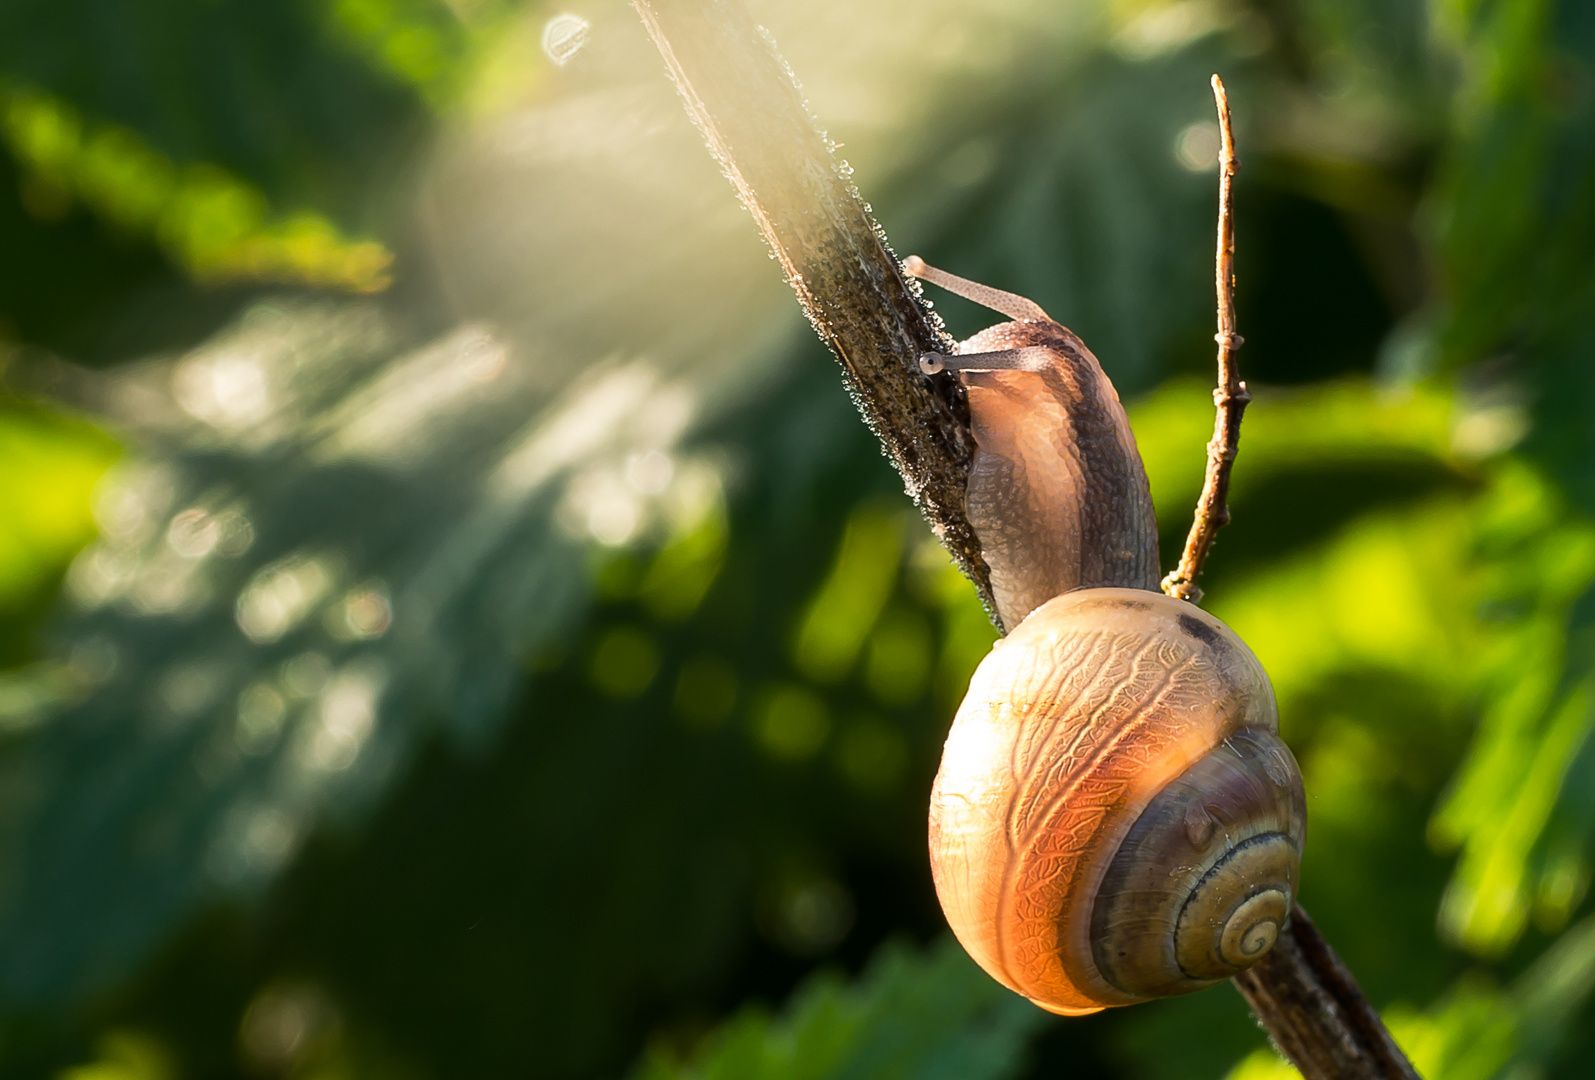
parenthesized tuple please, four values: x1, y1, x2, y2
(928, 588, 1305, 1014)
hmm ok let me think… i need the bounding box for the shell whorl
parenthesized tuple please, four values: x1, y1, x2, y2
(927, 588, 1305, 1014)
(1090, 725, 1304, 997)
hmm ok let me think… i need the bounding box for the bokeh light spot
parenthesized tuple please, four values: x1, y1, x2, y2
(835, 717, 909, 794)
(235, 683, 287, 756)
(752, 683, 831, 761)
(239, 982, 337, 1074)
(165, 508, 219, 559)
(298, 662, 387, 772)
(673, 653, 737, 728)
(1174, 121, 1220, 171)
(759, 874, 855, 957)
(281, 651, 332, 699)
(236, 555, 337, 644)
(155, 661, 227, 724)
(589, 626, 660, 699)
(326, 584, 393, 641)
(864, 608, 933, 706)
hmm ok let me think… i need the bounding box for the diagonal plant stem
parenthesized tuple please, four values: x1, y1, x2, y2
(631, 0, 996, 621)
(1162, 75, 1250, 605)
(631, 2, 1420, 1077)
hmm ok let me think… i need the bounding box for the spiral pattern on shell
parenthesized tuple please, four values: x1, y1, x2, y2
(928, 588, 1306, 1014)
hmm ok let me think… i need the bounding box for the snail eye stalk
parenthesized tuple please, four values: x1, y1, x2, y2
(903, 255, 1050, 323)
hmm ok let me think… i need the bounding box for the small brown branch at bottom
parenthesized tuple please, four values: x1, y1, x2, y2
(1233, 908, 1422, 1080)
(1162, 74, 1250, 605)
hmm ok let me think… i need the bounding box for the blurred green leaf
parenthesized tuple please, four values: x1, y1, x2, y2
(58, 1031, 175, 1080)
(0, 403, 119, 620)
(1, 84, 394, 291)
(792, 505, 906, 685)
(0, 0, 448, 211)
(1131, 376, 1458, 547)
(1414, 0, 1595, 960)
(629, 938, 1049, 1080)
(326, 0, 479, 106)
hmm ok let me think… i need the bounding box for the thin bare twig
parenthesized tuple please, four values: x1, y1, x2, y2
(1160, 77, 1420, 1080)
(633, 7, 1417, 1076)
(1161, 75, 1251, 604)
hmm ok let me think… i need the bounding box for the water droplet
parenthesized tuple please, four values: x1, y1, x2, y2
(542, 14, 591, 66)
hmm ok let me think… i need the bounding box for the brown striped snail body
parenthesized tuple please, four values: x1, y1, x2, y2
(905, 256, 1306, 1016)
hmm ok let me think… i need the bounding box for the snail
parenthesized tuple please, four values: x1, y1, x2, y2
(905, 256, 1306, 1016)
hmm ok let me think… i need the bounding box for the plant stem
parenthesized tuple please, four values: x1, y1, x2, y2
(632, 3, 1420, 1077)
(1161, 75, 1250, 605)
(631, 0, 997, 620)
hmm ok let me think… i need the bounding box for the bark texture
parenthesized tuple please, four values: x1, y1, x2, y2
(634, 0, 996, 617)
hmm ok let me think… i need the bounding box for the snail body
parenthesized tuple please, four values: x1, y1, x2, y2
(905, 257, 1305, 1015)
(957, 317, 1160, 624)
(904, 255, 1159, 629)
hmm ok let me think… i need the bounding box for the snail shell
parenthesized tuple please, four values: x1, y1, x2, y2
(928, 588, 1305, 1015)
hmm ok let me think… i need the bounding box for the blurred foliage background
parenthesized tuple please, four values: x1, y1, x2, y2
(0, 0, 1593, 1077)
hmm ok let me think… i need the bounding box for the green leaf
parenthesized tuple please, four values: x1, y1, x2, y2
(629, 938, 1049, 1080)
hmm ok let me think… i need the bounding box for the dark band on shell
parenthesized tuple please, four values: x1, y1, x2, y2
(1089, 727, 1306, 998)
